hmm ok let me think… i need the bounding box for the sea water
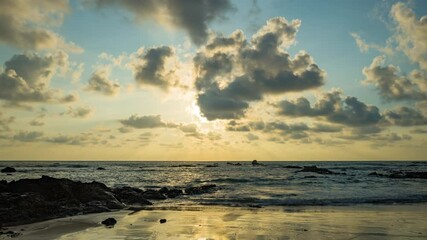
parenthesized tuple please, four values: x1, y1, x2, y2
(1, 161, 426, 207)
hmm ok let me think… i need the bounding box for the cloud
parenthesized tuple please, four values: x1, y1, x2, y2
(86, 67, 120, 96)
(0, 52, 78, 104)
(276, 89, 382, 126)
(46, 135, 83, 145)
(391, 3, 427, 70)
(350, 33, 393, 55)
(383, 106, 427, 126)
(195, 17, 325, 120)
(0, 0, 82, 52)
(246, 133, 259, 141)
(13, 130, 44, 142)
(0, 112, 15, 131)
(362, 56, 427, 101)
(131, 46, 178, 90)
(87, 0, 233, 45)
(120, 114, 175, 129)
(63, 106, 94, 118)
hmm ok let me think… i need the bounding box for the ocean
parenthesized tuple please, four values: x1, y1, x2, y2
(1, 161, 426, 208)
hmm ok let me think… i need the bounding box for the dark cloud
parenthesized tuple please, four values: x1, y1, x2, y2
(277, 90, 382, 126)
(362, 56, 427, 101)
(13, 131, 43, 142)
(120, 114, 176, 129)
(0, 0, 81, 51)
(132, 46, 177, 90)
(86, 68, 120, 96)
(383, 107, 427, 126)
(87, 0, 233, 45)
(311, 123, 343, 133)
(0, 52, 77, 104)
(46, 135, 83, 145)
(195, 18, 325, 120)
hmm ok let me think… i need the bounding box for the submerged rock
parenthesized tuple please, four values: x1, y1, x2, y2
(142, 189, 167, 200)
(1, 167, 16, 173)
(159, 187, 183, 198)
(113, 187, 152, 205)
(101, 218, 117, 227)
(206, 163, 219, 168)
(185, 184, 217, 195)
(283, 165, 302, 169)
(227, 162, 242, 166)
(297, 166, 338, 175)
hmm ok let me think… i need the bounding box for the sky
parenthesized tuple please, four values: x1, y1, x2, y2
(0, 0, 426, 161)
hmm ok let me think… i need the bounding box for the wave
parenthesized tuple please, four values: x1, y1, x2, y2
(197, 194, 427, 207)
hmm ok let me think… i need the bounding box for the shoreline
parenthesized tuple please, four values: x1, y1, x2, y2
(2, 203, 427, 239)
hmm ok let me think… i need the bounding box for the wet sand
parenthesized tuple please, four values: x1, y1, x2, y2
(3, 204, 426, 240)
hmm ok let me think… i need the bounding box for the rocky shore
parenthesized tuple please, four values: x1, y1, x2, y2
(0, 176, 217, 227)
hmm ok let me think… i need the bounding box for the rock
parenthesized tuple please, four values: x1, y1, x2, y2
(101, 218, 117, 227)
(113, 187, 152, 205)
(159, 219, 167, 224)
(185, 184, 217, 195)
(97, 167, 106, 170)
(227, 162, 242, 166)
(159, 187, 183, 198)
(165, 189, 183, 198)
(297, 166, 337, 175)
(206, 163, 218, 168)
(0, 176, 124, 227)
(283, 165, 302, 169)
(0, 230, 20, 238)
(1, 167, 16, 173)
(252, 160, 259, 166)
(142, 189, 166, 200)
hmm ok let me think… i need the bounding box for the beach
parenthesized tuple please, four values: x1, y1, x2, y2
(3, 204, 426, 240)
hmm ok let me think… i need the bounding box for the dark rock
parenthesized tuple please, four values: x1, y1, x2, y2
(142, 189, 166, 200)
(297, 166, 337, 175)
(283, 165, 302, 169)
(252, 160, 260, 166)
(0, 230, 20, 238)
(303, 176, 317, 179)
(227, 162, 242, 166)
(206, 163, 218, 168)
(113, 187, 152, 205)
(159, 187, 183, 198)
(165, 189, 183, 198)
(0, 176, 124, 227)
(159, 219, 167, 224)
(185, 184, 217, 195)
(101, 218, 117, 227)
(97, 167, 106, 170)
(158, 187, 169, 194)
(1, 167, 16, 173)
